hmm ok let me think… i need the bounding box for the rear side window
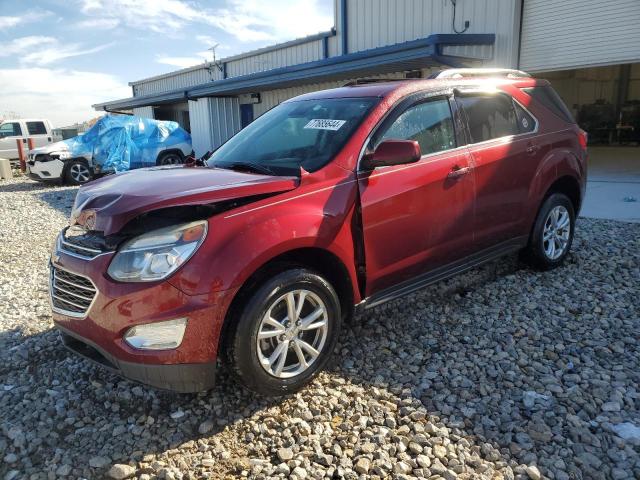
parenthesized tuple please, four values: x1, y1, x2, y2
(522, 86, 575, 123)
(26, 121, 47, 135)
(457, 94, 519, 143)
(377, 98, 456, 156)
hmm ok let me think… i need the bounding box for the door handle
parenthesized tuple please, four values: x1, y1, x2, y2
(447, 166, 471, 179)
(526, 143, 540, 155)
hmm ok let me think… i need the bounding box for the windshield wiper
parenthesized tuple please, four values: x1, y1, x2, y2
(215, 162, 277, 176)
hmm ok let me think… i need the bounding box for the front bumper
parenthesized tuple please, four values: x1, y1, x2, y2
(50, 246, 236, 393)
(57, 325, 216, 392)
(28, 159, 64, 181)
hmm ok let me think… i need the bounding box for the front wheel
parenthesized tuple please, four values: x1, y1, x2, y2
(522, 193, 575, 270)
(157, 151, 183, 166)
(227, 268, 342, 396)
(65, 160, 92, 185)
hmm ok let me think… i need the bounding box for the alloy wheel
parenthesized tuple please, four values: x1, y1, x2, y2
(70, 164, 90, 183)
(256, 289, 329, 378)
(160, 154, 181, 165)
(542, 205, 570, 260)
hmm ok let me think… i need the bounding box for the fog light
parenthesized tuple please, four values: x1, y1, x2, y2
(124, 318, 188, 350)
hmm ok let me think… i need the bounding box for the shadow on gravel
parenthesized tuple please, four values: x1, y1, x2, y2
(0, 180, 53, 193)
(35, 188, 78, 217)
(2, 221, 638, 479)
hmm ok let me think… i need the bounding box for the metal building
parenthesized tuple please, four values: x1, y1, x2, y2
(94, 0, 640, 155)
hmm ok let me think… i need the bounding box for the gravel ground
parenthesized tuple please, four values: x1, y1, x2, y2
(1, 176, 639, 480)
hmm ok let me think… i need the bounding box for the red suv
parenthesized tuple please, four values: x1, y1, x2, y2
(50, 69, 587, 395)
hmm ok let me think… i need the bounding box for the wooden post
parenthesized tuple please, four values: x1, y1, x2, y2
(17, 139, 26, 172)
(27, 138, 34, 151)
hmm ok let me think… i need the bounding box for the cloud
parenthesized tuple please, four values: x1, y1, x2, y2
(0, 36, 114, 65)
(75, 18, 121, 29)
(0, 68, 130, 127)
(156, 55, 207, 69)
(0, 9, 53, 29)
(75, 0, 333, 43)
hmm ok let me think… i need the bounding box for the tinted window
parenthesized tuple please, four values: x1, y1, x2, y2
(0, 122, 22, 137)
(26, 121, 47, 135)
(209, 98, 378, 174)
(514, 102, 536, 133)
(458, 94, 519, 143)
(378, 98, 456, 155)
(522, 86, 575, 123)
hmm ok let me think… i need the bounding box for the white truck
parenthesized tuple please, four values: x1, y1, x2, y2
(0, 119, 55, 161)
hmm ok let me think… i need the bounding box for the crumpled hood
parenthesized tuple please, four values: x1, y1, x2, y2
(31, 138, 92, 158)
(71, 166, 299, 235)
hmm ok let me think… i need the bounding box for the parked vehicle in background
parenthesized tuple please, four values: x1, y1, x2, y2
(0, 119, 54, 161)
(28, 115, 192, 185)
(50, 69, 587, 395)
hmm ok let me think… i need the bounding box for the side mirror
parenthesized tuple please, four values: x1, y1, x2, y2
(362, 139, 421, 170)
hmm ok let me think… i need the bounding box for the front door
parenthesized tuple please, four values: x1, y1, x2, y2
(0, 121, 24, 160)
(358, 96, 475, 295)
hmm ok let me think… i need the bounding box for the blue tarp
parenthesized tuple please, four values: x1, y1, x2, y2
(61, 115, 191, 173)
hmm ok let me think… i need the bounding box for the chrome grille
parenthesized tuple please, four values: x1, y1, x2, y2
(59, 227, 107, 259)
(50, 266, 97, 317)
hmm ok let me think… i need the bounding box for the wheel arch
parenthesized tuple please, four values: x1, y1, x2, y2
(156, 148, 184, 165)
(218, 246, 355, 358)
(543, 175, 582, 213)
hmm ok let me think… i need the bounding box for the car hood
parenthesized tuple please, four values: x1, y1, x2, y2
(71, 166, 299, 235)
(30, 140, 71, 156)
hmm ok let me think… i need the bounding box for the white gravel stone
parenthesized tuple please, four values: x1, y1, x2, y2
(1, 177, 639, 479)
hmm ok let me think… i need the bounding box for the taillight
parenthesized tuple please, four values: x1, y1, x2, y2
(578, 129, 588, 151)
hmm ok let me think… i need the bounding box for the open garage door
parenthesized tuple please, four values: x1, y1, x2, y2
(520, 0, 640, 72)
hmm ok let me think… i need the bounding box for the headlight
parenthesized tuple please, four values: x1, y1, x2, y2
(54, 152, 71, 160)
(124, 318, 188, 350)
(107, 221, 207, 282)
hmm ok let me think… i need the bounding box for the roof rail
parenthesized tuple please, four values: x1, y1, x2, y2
(433, 68, 531, 79)
(342, 78, 422, 87)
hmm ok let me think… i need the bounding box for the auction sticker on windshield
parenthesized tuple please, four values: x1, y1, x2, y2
(304, 119, 346, 131)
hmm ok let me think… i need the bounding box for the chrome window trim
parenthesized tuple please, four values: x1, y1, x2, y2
(49, 263, 99, 319)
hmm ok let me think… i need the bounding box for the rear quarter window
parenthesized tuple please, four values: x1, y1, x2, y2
(522, 86, 575, 124)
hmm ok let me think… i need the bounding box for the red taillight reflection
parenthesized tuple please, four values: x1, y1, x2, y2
(578, 129, 588, 150)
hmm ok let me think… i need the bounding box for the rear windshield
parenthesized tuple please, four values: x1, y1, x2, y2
(522, 86, 575, 124)
(208, 97, 378, 174)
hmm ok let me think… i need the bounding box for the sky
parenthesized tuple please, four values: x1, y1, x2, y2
(0, 0, 334, 127)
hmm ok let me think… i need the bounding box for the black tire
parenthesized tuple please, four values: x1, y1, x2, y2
(64, 160, 92, 185)
(227, 268, 342, 396)
(157, 151, 184, 166)
(522, 193, 575, 270)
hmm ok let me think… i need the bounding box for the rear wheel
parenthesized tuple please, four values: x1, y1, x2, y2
(522, 193, 575, 270)
(65, 160, 92, 185)
(227, 268, 342, 396)
(157, 151, 183, 166)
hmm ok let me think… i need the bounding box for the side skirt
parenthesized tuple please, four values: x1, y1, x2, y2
(356, 236, 527, 312)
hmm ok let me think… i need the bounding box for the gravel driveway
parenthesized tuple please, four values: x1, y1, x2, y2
(1, 177, 639, 480)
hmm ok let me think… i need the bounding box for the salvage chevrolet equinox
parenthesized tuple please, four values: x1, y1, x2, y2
(50, 69, 587, 395)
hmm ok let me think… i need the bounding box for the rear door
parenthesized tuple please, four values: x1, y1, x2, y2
(25, 121, 53, 149)
(0, 121, 25, 160)
(455, 91, 540, 250)
(358, 95, 476, 295)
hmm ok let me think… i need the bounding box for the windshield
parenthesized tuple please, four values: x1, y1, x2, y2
(208, 97, 378, 174)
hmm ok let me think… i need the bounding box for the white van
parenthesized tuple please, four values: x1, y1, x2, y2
(0, 119, 55, 160)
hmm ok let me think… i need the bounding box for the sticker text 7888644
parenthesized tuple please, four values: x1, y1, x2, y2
(303, 119, 346, 131)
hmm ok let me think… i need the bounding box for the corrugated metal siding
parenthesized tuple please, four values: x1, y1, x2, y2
(520, 0, 640, 72)
(132, 106, 154, 118)
(134, 67, 218, 96)
(344, 0, 519, 67)
(188, 97, 241, 156)
(226, 40, 325, 78)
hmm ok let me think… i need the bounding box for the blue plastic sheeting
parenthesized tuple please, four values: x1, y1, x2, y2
(62, 115, 191, 173)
